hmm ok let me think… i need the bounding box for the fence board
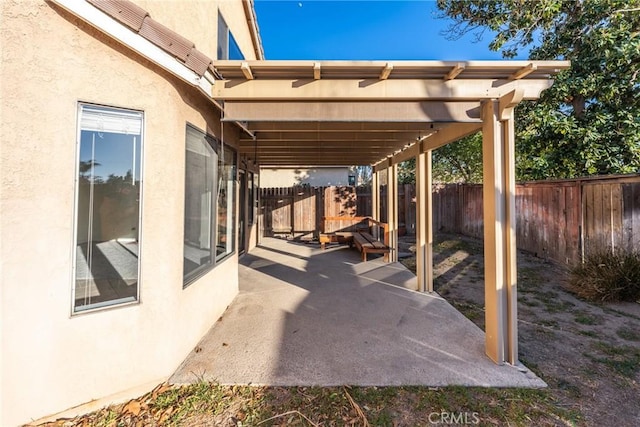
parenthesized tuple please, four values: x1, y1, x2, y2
(622, 182, 640, 251)
(611, 184, 623, 252)
(565, 185, 581, 263)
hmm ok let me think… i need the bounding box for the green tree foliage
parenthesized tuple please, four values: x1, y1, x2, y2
(398, 159, 416, 184)
(395, 133, 483, 184)
(438, 0, 640, 179)
(433, 132, 483, 183)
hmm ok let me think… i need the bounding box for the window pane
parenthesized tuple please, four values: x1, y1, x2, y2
(217, 14, 228, 60)
(75, 104, 142, 312)
(228, 32, 244, 60)
(216, 145, 236, 260)
(184, 126, 217, 283)
(248, 172, 254, 225)
(217, 13, 244, 60)
(253, 173, 259, 225)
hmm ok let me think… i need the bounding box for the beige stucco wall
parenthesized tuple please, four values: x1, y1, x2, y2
(0, 2, 244, 425)
(260, 167, 354, 187)
(137, 0, 258, 60)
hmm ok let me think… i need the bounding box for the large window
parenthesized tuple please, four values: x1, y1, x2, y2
(73, 104, 143, 312)
(183, 125, 236, 285)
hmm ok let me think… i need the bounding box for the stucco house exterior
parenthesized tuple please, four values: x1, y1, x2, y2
(1, 1, 570, 425)
(1, 1, 262, 424)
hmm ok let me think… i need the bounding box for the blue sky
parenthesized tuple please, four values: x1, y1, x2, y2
(254, 1, 528, 60)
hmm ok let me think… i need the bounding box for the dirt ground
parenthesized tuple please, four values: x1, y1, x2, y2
(399, 232, 640, 427)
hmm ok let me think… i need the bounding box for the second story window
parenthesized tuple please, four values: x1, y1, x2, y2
(217, 13, 244, 60)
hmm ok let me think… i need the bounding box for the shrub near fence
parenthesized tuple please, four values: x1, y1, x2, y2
(260, 174, 640, 265)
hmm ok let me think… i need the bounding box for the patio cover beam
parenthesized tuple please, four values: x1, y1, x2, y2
(213, 78, 553, 101)
(239, 143, 408, 151)
(247, 121, 437, 132)
(245, 153, 403, 162)
(223, 101, 482, 123)
(239, 131, 426, 142)
(373, 123, 481, 172)
(242, 150, 405, 158)
(423, 123, 483, 152)
(259, 160, 384, 166)
(242, 153, 406, 161)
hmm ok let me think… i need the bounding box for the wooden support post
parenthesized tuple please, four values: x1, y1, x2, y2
(503, 108, 518, 366)
(482, 100, 518, 365)
(403, 183, 411, 233)
(416, 149, 433, 293)
(372, 170, 379, 221)
(387, 160, 398, 263)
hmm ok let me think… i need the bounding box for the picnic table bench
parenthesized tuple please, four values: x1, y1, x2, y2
(352, 231, 392, 262)
(320, 216, 392, 262)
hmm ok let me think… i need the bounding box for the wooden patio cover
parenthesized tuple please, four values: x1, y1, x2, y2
(212, 60, 569, 167)
(213, 59, 571, 367)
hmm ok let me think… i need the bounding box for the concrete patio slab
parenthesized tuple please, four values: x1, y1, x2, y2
(170, 237, 544, 388)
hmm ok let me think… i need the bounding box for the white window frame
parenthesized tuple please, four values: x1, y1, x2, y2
(71, 102, 144, 314)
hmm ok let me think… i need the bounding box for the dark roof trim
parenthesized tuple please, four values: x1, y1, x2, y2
(87, 0, 214, 76)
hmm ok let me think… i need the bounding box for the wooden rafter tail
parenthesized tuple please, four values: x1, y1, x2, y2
(444, 63, 465, 80)
(313, 62, 321, 80)
(241, 61, 254, 80)
(379, 62, 393, 80)
(509, 63, 537, 80)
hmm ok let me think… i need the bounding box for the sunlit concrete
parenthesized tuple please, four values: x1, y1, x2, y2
(171, 238, 544, 388)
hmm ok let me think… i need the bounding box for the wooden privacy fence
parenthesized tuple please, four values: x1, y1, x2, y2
(260, 175, 640, 264)
(259, 185, 415, 238)
(259, 186, 368, 238)
(431, 175, 640, 264)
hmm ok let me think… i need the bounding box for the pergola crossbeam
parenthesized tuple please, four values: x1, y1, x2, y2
(239, 131, 426, 142)
(213, 78, 554, 101)
(223, 101, 483, 123)
(240, 143, 414, 149)
(372, 123, 481, 171)
(247, 121, 438, 132)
